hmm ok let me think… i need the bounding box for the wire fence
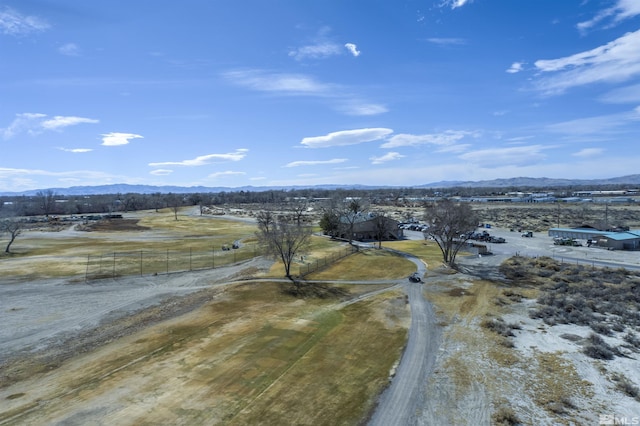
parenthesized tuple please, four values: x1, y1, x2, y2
(298, 245, 359, 277)
(85, 244, 260, 280)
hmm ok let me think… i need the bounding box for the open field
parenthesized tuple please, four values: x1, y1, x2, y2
(0, 281, 409, 425)
(3, 202, 640, 424)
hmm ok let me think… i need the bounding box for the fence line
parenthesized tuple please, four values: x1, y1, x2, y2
(298, 245, 359, 277)
(85, 244, 260, 281)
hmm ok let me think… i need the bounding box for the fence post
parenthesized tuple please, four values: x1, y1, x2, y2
(140, 250, 143, 276)
(166, 249, 169, 275)
(189, 247, 192, 271)
(212, 246, 215, 269)
(112, 252, 116, 278)
(85, 254, 90, 281)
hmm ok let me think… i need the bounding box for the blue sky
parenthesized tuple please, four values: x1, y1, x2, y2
(1, 0, 640, 192)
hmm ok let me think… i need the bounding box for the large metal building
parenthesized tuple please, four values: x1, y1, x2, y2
(548, 227, 640, 250)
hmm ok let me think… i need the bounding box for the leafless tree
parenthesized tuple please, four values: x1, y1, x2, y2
(336, 197, 369, 245)
(256, 210, 311, 279)
(371, 211, 393, 249)
(423, 199, 479, 267)
(1, 219, 22, 253)
(289, 198, 308, 225)
(36, 189, 56, 217)
(165, 193, 182, 220)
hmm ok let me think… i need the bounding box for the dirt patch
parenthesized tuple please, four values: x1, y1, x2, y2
(77, 218, 150, 232)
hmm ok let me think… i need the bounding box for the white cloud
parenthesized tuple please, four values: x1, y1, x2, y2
(101, 132, 143, 146)
(506, 62, 524, 74)
(600, 83, 640, 103)
(577, 0, 640, 32)
(1, 112, 46, 139)
(436, 144, 471, 153)
(57, 147, 93, 153)
(148, 149, 248, 167)
(458, 145, 549, 166)
(345, 43, 360, 57)
(42, 116, 99, 130)
(572, 148, 604, 158)
(0, 7, 49, 36)
(208, 171, 246, 178)
(289, 42, 343, 60)
(381, 130, 474, 148)
(0, 167, 134, 191)
(338, 101, 388, 116)
(1, 113, 98, 139)
(58, 43, 80, 56)
(301, 128, 393, 148)
(547, 107, 640, 135)
(442, 0, 473, 9)
(370, 152, 405, 165)
(426, 38, 466, 46)
(285, 158, 348, 168)
(150, 169, 173, 176)
(223, 69, 331, 94)
(534, 30, 640, 94)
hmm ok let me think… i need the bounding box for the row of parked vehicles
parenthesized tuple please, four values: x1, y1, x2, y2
(466, 230, 506, 244)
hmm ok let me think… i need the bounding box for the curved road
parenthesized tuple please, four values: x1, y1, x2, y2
(369, 252, 441, 426)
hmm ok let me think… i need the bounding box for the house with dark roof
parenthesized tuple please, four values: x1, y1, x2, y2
(335, 213, 403, 241)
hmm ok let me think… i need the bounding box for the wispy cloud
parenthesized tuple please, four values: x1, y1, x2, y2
(150, 169, 173, 176)
(289, 42, 343, 61)
(58, 43, 80, 56)
(506, 62, 524, 74)
(338, 101, 388, 116)
(534, 30, 640, 94)
(223, 69, 386, 116)
(1, 113, 46, 139)
(1, 113, 98, 139)
(57, 147, 93, 153)
(42, 116, 99, 130)
(223, 69, 331, 94)
(345, 43, 360, 57)
(572, 148, 604, 158)
(101, 132, 144, 146)
(426, 37, 466, 46)
(0, 7, 49, 36)
(577, 0, 640, 33)
(600, 83, 640, 103)
(441, 0, 473, 9)
(301, 128, 393, 148)
(547, 107, 640, 135)
(285, 158, 348, 167)
(148, 149, 248, 167)
(381, 130, 475, 148)
(370, 152, 404, 165)
(458, 145, 549, 166)
(208, 170, 246, 178)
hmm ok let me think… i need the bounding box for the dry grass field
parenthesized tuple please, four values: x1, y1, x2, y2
(3, 202, 640, 424)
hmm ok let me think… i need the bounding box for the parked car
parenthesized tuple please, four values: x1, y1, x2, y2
(408, 272, 422, 283)
(521, 231, 533, 238)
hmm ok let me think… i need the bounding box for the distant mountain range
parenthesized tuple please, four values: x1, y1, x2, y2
(3, 175, 640, 196)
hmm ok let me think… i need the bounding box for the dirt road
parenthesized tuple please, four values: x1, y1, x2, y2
(369, 254, 441, 426)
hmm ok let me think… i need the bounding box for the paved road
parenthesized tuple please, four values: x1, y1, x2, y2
(369, 253, 441, 426)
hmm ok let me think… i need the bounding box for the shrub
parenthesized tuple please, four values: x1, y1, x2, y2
(492, 406, 521, 426)
(623, 332, 640, 349)
(590, 322, 613, 336)
(612, 373, 640, 400)
(583, 333, 615, 360)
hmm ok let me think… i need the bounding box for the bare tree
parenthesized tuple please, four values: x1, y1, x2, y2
(256, 210, 311, 279)
(289, 198, 308, 225)
(36, 189, 57, 217)
(371, 211, 393, 249)
(1, 219, 22, 253)
(336, 197, 369, 245)
(423, 199, 478, 267)
(165, 193, 182, 220)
